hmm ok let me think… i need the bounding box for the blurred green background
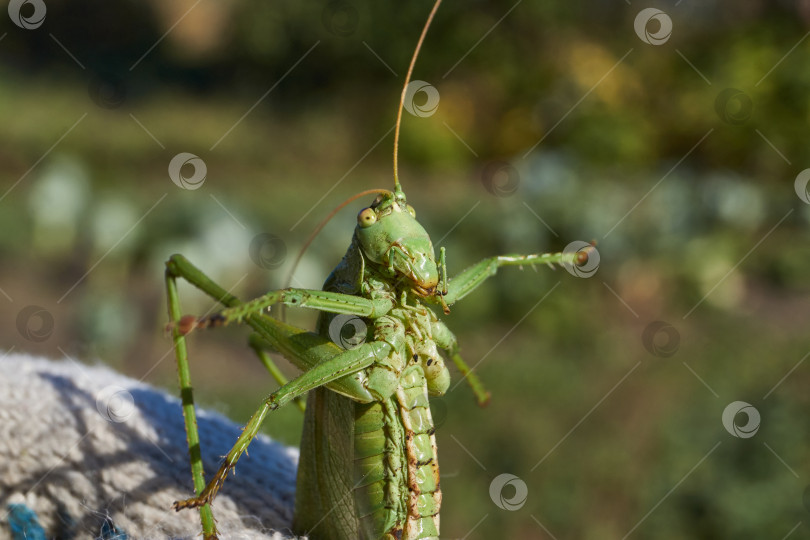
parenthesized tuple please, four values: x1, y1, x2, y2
(2, 0, 810, 538)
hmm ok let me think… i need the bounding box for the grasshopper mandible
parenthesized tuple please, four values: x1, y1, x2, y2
(165, 1, 590, 538)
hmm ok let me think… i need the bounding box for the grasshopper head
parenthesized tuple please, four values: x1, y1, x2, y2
(356, 191, 439, 296)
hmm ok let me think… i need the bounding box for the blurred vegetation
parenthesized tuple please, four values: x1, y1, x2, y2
(2, 0, 810, 538)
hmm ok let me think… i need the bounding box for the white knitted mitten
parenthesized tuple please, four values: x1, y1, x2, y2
(0, 352, 300, 539)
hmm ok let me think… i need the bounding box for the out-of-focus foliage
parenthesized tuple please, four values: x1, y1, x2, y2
(1, 1, 809, 538)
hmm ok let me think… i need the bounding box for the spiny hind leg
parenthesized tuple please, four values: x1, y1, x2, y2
(167, 254, 390, 510)
(167, 255, 304, 414)
(165, 255, 239, 539)
(164, 254, 303, 535)
(173, 339, 391, 510)
(249, 333, 306, 412)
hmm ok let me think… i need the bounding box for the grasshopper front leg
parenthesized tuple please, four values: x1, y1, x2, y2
(441, 248, 592, 306)
(432, 319, 490, 406)
(425, 248, 592, 405)
(175, 286, 394, 334)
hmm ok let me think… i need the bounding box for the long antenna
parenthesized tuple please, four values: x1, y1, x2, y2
(393, 0, 442, 194)
(282, 188, 390, 296)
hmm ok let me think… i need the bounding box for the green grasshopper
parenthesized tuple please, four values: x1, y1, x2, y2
(165, 1, 589, 538)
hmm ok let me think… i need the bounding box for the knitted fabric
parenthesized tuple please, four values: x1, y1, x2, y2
(0, 352, 300, 539)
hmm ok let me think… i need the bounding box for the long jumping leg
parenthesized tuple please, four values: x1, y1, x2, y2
(165, 254, 397, 530)
(172, 339, 391, 510)
(165, 268, 217, 538)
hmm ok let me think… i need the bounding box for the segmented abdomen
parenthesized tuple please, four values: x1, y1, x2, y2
(354, 399, 406, 539)
(396, 365, 441, 540)
(353, 365, 440, 540)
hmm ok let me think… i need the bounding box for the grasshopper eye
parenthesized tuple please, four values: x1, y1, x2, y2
(406, 204, 416, 218)
(358, 208, 377, 227)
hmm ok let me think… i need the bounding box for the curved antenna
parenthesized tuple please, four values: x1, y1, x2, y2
(393, 0, 442, 194)
(282, 188, 391, 293)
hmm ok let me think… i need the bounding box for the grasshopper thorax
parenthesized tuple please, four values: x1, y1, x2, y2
(356, 191, 439, 297)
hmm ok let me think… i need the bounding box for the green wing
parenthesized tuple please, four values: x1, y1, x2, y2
(293, 387, 358, 539)
(293, 240, 366, 539)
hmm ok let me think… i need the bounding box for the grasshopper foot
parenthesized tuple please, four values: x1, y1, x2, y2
(166, 312, 229, 336)
(172, 494, 210, 511)
(172, 463, 233, 511)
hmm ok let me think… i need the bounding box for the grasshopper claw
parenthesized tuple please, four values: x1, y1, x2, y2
(173, 463, 233, 512)
(172, 497, 205, 511)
